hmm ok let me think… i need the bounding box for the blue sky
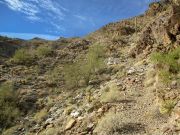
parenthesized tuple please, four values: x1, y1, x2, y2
(0, 0, 153, 40)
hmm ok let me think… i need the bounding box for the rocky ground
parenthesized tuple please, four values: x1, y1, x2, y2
(0, 0, 180, 135)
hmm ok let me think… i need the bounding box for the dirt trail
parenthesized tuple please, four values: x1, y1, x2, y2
(105, 57, 168, 135)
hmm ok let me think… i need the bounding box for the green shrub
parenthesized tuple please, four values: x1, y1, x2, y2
(46, 66, 62, 86)
(83, 44, 105, 82)
(151, 52, 165, 65)
(159, 100, 176, 115)
(0, 82, 19, 129)
(64, 44, 105, 88)
(64, 62, 82, 89)
(12, 48, 34, 64)
(158, 70, 172, 84)
(2, 125, 20, 135)
(36, 45, 52, 58)
(151, 47, 180, 83)
(86, 44, 105, 72)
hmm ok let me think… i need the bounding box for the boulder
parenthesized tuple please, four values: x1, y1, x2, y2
(65, 118, 76, 130)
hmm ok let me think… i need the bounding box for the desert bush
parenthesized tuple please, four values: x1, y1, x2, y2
(94, 112, 122, 135)
(158, 69, 172, 84)
(39, 127, 58, 135)
(159, 99, 177, 115)
(83, 44, 105, 82)
(34, 108, 48, 123)
(2, 125, 19, 135)
(95, 111, 145, 135)
(46, 66, 63, 86)
(64, 44, 105, 88)
(100, 82, 121, 103)
(64, 62, 82, 89)
(86, 44, 105, 72)
(0, 82, 19, 129)
(36, 45, 52, 58)
(12, 48, 34, 64)
(151, 47, 180, 83)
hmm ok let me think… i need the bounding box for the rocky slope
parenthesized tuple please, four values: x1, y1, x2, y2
(0, 1, 180, 135)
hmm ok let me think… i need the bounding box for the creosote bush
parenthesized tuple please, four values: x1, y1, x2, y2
(36, 45, 52, 58)
(45, 66, 63, 86)
(12, 48, 34, 64)
(64, 62, 82, 88)
(64, 44, 105, 89)
(151, 47, 180, 83)
(12, 45, 53, 65)
(86, 44, 105, 72)
(0, 82, 19, 129)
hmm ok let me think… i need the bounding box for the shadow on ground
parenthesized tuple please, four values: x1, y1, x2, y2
(116, 123, 146, 134)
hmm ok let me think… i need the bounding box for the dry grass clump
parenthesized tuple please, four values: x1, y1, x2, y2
(39, 127, 58, 135)
(151, 47, 180, 84)
(94, 112, 145, 135)
(144, 67, 157, 88)
(2, 125, 20, 135)
(0, 82, 19, 129)
(34, 108, 48, 123)
(94, 112, 122, 135)
(100, 82, 121, 103)
(159, 99, 177, 115)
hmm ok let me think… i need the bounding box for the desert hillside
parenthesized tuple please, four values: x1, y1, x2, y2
(0, 0, 180, 135)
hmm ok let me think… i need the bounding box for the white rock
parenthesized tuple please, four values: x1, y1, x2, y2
(127, 67, 136, 75)
(70, 111, 80, 118)
(77, 116, 84, 121)
(45, 118, 54, 124)
(56, 109, 63, 115)
(107, 57, 120, 65)
(107, 57, 114, 65)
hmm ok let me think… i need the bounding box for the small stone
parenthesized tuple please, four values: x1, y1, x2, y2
(56, 109, 63, 115)
(116, 81, 122, 86)
(33, 124, 40, 131)
(86, 123, 94, 131)
(97, 108, 103, 113)
(86, 105, 94, 113)
(77, 116, 84, 121)
(107, 57, 114, 65)
(127, 67, 136, 75)
(70, 110, 81, 118)
(137, 68, 144, 73)
(171, 80, 177, 88)
(64, 106, 74, 115)
(65, 118, 76, 130)
(122, 86, 126, 91)
(45, 118, 54, 125)
(49, 107, 58, 112)
(46, 124, 54, 129)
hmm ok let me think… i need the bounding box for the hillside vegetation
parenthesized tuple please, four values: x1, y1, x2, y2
(0, 0, 180, 135)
